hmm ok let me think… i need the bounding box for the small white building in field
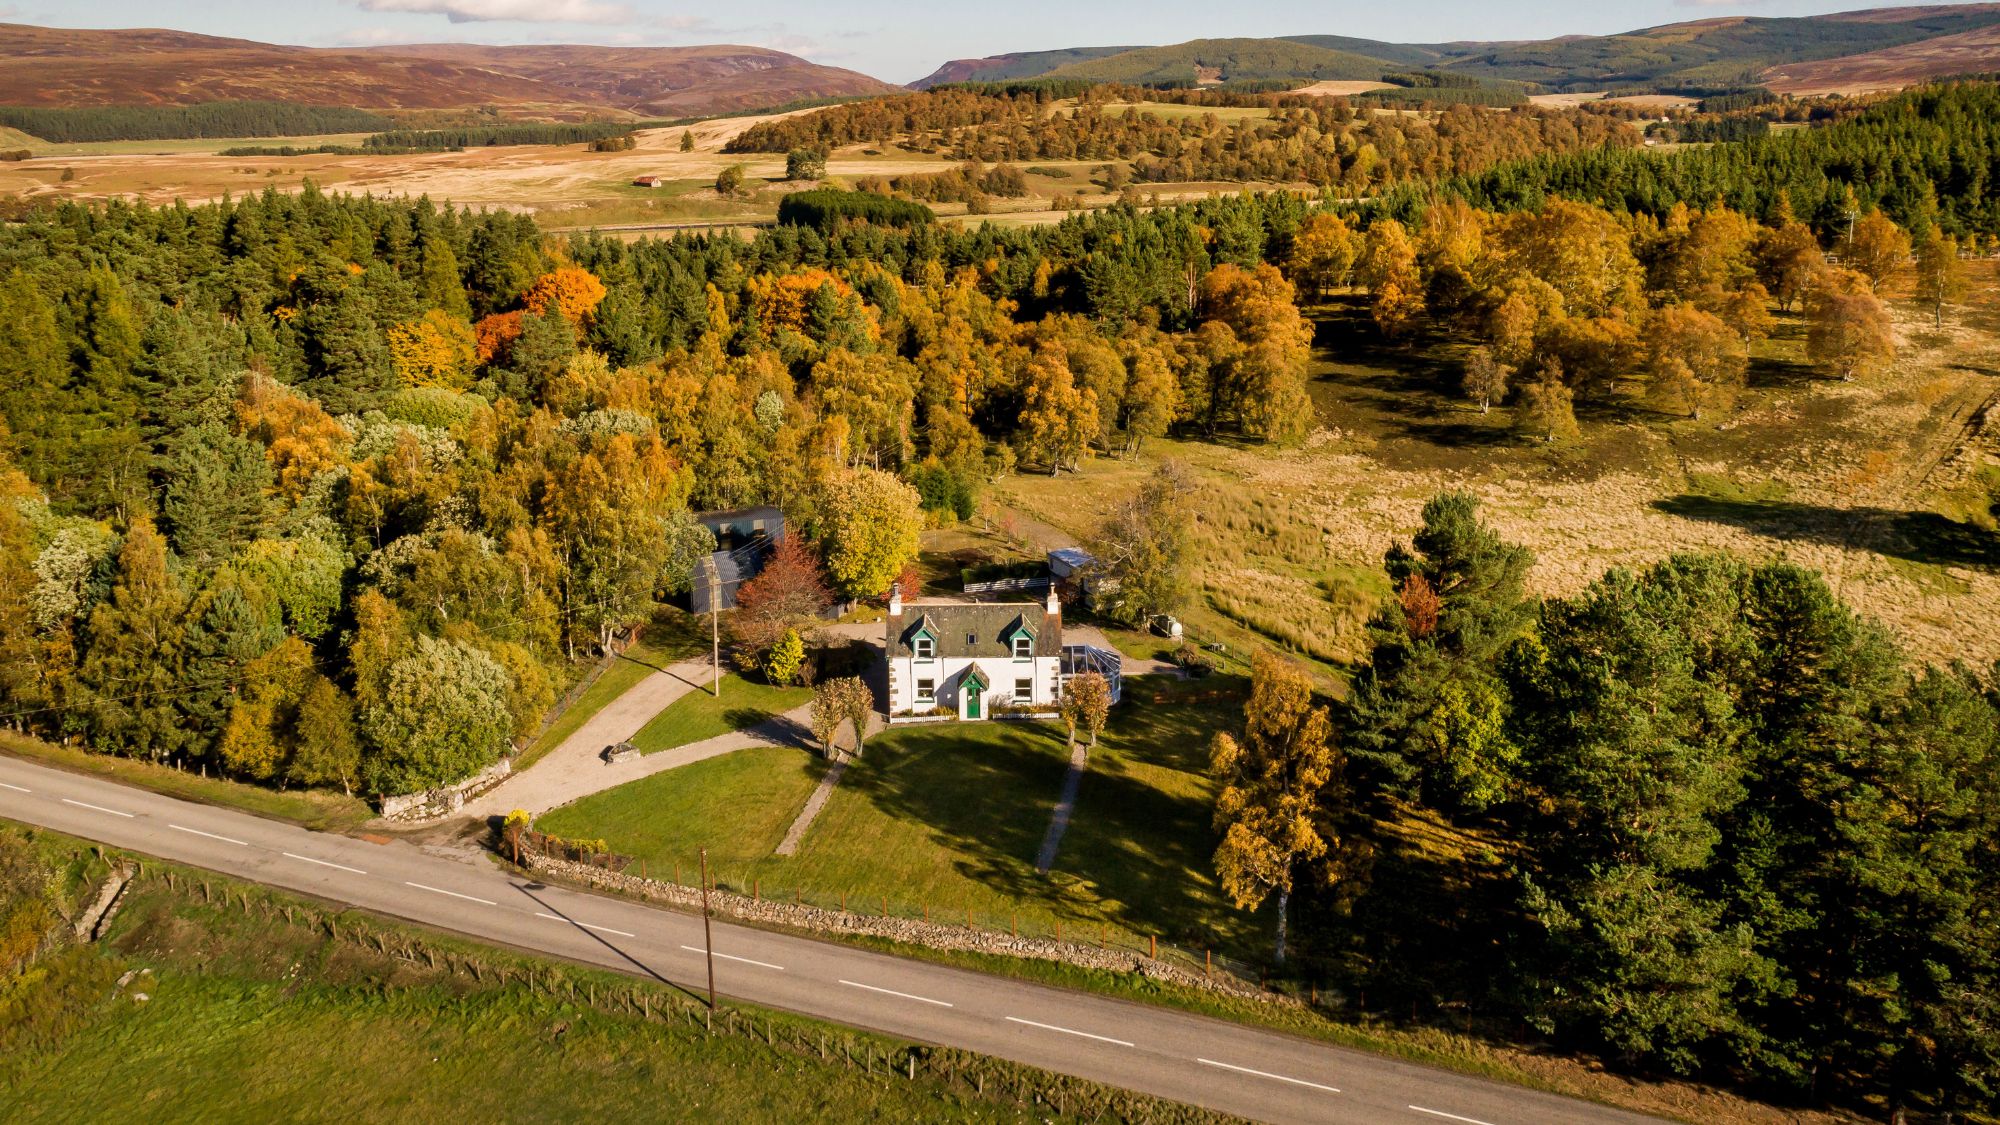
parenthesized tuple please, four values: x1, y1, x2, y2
(884, 586, 1064, 720)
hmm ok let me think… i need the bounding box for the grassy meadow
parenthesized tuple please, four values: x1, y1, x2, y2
(1, 825, 1208, 1125)
(991, 277, 2000, 683)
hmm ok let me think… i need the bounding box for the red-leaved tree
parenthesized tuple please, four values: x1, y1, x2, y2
(730, 535, 832, 660)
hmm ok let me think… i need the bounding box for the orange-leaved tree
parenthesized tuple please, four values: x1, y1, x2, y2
(523, 267, 608, 328)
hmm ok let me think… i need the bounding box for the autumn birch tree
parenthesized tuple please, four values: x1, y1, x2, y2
(1211, 652, 1342, 964)
(1058, 671, 1112, 751)
(1913, 227, 1967, 328)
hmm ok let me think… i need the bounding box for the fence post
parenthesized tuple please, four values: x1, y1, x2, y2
(1206, 948, 1212, 975)
(881, 895, 887, 918)
(1011, 912, 1017, 938)
(754, 878, 759, 903)
(1150, 934, 1157, 960)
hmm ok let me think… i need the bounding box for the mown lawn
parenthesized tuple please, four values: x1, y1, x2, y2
(629, 673, 811, 754)
(0, 732, 372, 833)
(539, 678, 1265, 959)
(538, 745, 826, 861)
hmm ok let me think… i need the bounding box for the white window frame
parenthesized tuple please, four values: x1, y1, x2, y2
(1012, 635, 1033, 661)
(1013, 677, 1033, 702)
(915, 678, 935, 707)
(913, 635, 934, 660)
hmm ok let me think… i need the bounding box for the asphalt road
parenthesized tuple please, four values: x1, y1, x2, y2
(0, 756, 1659, 1125)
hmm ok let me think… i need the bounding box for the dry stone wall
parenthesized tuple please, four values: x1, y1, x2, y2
(526, 852, 1284, 1006)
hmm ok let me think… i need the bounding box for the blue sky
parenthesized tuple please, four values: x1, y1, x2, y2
(8, 1, 1976, 84)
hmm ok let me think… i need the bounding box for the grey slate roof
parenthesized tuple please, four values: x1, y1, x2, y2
(888, 601, 1059, 659)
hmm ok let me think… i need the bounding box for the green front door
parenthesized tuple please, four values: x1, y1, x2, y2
(965, 692, 981, 719)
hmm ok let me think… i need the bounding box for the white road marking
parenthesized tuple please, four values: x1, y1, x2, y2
(404, 881, 496, 906)
(681, 944, 784, 970)
(0, 782, 30, 793)
(284, 852, 366, 875)
(61, 798, 134, 818)
(530, 912, 635, 938)
(1198, 1057, 1341, 1093)
(1005, 1016, 1134, 1047)
(1408, 1106, 1497, 1125)
(838, 979, 953, 1007)
(169, 824, 248, 846)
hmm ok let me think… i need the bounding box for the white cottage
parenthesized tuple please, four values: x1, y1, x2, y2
(884, 586, 1064, 720)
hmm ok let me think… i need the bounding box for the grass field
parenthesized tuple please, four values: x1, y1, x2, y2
(629, 673, 811, 753)
(0, 731, 372, 832)
(3, 131, 379, 157)
(2, 824, 1199, 1125)
(539, 680, 1263, 957)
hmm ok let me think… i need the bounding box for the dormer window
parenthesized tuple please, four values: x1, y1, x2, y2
(1012, 635, 1032, 660)
(913, 635, 935, 660)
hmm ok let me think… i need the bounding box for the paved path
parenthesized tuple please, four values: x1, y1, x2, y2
(461, 656, 754, 820)
(460, 623, 894, 823)
(1034, 739, 1089, 874)
(775, 759, 846, 856)
(0, 755, 1661, 1125)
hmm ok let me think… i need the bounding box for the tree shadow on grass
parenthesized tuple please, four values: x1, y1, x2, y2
(835, 709, 1257, 953)
(1653, 495, 2000, 569)
(834, 723, 1073, 905)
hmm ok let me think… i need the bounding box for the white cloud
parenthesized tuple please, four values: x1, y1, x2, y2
(355, 0, 635, 25)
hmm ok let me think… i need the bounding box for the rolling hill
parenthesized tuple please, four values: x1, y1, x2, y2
(919, 4, 2000, 95)
(0, 24, 897, 120)
(1419, 4, 2000, 90)
(1040, 38, 1394, 86)
(911, 46, 1141, 89)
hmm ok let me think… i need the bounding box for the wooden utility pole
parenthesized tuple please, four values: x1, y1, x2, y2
(702, 556, 721, 698)
(700, 847, 717, 1010)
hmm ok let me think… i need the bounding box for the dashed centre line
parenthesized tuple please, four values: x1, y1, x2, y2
(1196, 1057, 1340, 1093)
(532, 912, 635, 937)
(283, 852, 367, 875)
(169, 824, 249, 846)
(0, 782, 30, 793)
(681, 945, 784, 971)
(61, 798, 134, 818)
(838, 979, 953, 1007)
(1408, 1106, 1498, 1125)
(1004, 1016, 1134, 1047)
(404, 881, 496, 906)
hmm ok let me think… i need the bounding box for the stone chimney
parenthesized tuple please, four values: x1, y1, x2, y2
(1045, 584, 1060, 618)
(888, 581, 903, 617)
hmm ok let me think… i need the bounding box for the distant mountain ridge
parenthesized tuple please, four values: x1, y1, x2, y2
(918, 4, 2000, 95)
(911, 46, 1140, 89)
(0, 24, 898, 118)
